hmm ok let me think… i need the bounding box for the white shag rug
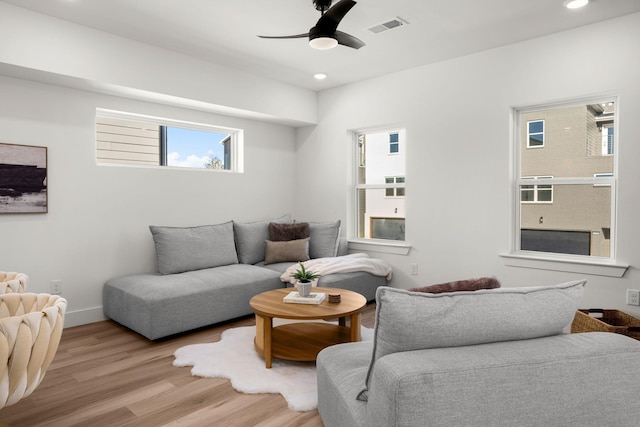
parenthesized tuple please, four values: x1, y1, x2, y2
(173, 320, 373, 411)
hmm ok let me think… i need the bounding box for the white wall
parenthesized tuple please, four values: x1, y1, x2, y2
(0, 75, 298, 326)
(296, 13, 640, 313)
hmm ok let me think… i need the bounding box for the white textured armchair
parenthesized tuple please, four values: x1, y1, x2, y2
(0, 293, 67, 408)
(0, 272, 28, 294)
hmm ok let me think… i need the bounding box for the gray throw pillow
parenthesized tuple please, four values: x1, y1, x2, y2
(357, 279, 587, 401)
(149, 222, 238, 275)
(234, 214, 291, 264)
(306, 220, 341, 259)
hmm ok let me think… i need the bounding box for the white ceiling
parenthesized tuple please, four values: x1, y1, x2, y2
(4, 0, 640, 91)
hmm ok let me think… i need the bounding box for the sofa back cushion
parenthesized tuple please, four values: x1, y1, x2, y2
(306, 220, 341, 259)
(357, 279, 586, 401)
(233, 214, 291, 264)
(149, 222, 238, 275)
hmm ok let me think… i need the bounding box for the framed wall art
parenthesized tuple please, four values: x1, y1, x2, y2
(0, 142, 48, 214)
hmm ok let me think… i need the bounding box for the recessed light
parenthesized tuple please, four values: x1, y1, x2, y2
(564, 0, 589, 9)
(314, 73, 328, 80)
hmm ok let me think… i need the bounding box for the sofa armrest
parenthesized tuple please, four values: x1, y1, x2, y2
(365, 332, 640, 427)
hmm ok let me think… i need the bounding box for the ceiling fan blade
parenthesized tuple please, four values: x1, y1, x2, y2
(335, 30, 365, 49)
(257, 33, 309, 39)
(317, 0, 356, 33)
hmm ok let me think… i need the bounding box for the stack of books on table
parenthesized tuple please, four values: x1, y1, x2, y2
(283, 291, 326, 304)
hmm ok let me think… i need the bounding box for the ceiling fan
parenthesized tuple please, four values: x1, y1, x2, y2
(258, 0, 365, 50)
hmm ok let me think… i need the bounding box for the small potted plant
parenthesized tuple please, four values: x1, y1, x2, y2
(291, 262, 320, 297)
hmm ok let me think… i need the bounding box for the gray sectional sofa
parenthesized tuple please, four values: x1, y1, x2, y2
(103, 215, 387, 340)
(317, 281, 640, 427)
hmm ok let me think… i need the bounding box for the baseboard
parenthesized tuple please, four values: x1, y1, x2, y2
(64, 305, 107, 328)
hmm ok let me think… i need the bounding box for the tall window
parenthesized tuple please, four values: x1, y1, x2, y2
(355, 129, 406, 241)
(514, 99, 616, 258)
(96, 110, 242, 172)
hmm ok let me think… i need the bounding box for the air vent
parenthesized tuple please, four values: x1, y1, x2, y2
(368, 17, 408, 34)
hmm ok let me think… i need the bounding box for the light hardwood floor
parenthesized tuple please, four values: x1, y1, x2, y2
(0, 303, 376, 427)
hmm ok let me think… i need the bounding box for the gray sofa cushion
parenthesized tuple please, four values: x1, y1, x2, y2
(149, 222, 238, 275)
(357, 279, 586, 400)
(103, 264, 283, 340)
(234, 214, 291, 264)
(307, 220, 341, 258)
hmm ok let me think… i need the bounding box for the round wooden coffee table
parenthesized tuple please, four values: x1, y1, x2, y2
(249, 287, 366, 368)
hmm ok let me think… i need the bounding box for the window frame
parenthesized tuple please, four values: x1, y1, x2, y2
(95, 108, 243, 172)
(507, 95, 624, 275)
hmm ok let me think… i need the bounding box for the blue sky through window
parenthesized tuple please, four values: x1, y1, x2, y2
(166, 127, 228, 168)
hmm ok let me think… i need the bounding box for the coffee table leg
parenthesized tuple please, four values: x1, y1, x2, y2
(350, 313, 361, 342)
(264, 316, 273, 369)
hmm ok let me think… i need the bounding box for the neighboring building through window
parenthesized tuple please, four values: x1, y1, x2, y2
(96, 110, 241, 171)
(355, 129, 406, 241)
(515, 99, 616, 258)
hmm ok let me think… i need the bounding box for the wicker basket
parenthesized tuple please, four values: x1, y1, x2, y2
(571, 309, 640, 340)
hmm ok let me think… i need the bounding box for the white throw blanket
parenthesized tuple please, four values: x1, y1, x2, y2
(280, 253, 392, 285)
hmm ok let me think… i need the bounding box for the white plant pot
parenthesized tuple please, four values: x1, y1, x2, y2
(296, 281, 313, 297)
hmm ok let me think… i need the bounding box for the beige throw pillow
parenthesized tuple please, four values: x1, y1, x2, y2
(264, 238, 310, 265)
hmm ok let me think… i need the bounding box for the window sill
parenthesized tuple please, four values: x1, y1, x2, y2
(348, 239, 411, 255)
(499, 252, 629, 278)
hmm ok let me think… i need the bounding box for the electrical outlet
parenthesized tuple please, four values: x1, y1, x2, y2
(51, 280, 62, 295)
(626, 289, 640, 306)
(410, 263, 418, 275)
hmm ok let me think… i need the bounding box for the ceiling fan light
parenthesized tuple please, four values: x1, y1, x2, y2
(564, 0, 589, 9)
(309, 36, 338, 50)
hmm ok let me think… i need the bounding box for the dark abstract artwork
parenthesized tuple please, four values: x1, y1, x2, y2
(0, 143, 47, 214)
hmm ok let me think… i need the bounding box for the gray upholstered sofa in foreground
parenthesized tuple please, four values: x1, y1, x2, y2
(317, 281, 640, 427)
(103, 215, 388, 340)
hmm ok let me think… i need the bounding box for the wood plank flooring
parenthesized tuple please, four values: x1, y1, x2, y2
(0, 303, 376, 427)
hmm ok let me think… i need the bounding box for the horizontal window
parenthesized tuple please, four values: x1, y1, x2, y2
(96, 109, 242, 172)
